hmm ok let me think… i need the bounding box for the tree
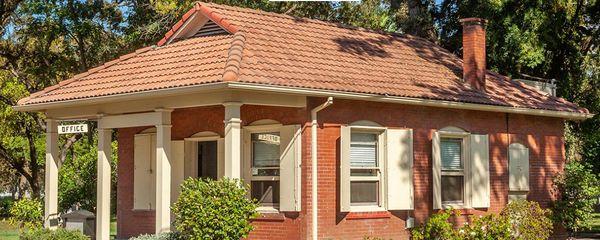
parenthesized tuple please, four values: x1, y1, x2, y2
(553, 161, 600, 234)
(434, 0, 600, 170)
(0, 0, 126, 198)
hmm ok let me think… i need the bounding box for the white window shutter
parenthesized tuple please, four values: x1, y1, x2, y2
(432, 131, 442, 209)
(470, 134, 490, 208)
(279, 125, 302, 211)
(217, 138, 225, 179)
(509, 143, 529, 191)
(171, 140, 185, 203)
(340, 126, 351, 212)
(183, 141, 195, 179)
(134, 134, 156, 210)
(386, 129, 414, 210)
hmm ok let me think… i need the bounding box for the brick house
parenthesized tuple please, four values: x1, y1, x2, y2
(14, 2, 592, 240)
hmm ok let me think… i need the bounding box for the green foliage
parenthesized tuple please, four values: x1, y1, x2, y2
(460, 214, 511, 240)
(129, 232, 180, 240)
(502, 199, 553, 240)
(553, 161, 600, 233)
(172, 178, 259, 240)
(58, 138, 118, 213)
(8, 198, 42, 229)
(411, 209, 461, 240)
(19, 227, 88, 240)
(412, 201, 554, 240)
(0, 196, 14, 218)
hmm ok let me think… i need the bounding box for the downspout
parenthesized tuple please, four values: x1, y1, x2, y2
(310, 97, 333, 240)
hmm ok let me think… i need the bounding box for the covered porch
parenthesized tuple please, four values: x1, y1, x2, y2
(40, 88, 307, 239)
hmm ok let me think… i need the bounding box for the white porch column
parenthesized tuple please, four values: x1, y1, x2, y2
(44, 119, 59, 229)
(155, 109, 172, 233)
(96, 128, 112, 240)
(223, 102, 242, 179)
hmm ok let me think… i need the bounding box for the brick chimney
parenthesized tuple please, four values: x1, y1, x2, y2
(460, 18, 487, 92)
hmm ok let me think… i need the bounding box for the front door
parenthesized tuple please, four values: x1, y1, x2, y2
(198, 141, 218, 180)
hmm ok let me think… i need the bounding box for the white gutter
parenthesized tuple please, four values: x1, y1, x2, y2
(310, 97, 333, 240)
(228, 83, 593, 120)
(13, 82, 230, 112)
(14, 82, 593, 120)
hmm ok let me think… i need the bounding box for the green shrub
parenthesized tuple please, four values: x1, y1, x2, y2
(552, 161, 600, 233)
(172, 178, 259, 240)
(460, 214, 511, 240)
(502, 199, 553, 240)
(129, 232, 180, 240)
(0, 196, 14, 217)
(411, 201, 553, 240)
(19, 227, 88, 240)
(411, 209, 461, 240)
(9, 198, 42, 229)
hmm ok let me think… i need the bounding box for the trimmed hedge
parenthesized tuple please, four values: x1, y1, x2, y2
(129, 232, 180, 240)
(172, 178, 259, 240)
(20, 228, 89, 240)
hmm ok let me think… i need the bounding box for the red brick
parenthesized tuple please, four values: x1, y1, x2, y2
(116, 98, 566, 239)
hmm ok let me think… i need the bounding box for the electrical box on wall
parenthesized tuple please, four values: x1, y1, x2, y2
(405, 216, 415, 229)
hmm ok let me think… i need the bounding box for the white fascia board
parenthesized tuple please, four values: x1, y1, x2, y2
(227, 82, 594, 120)
(13, 82, 229, 112)
(14, 81, 593, 120)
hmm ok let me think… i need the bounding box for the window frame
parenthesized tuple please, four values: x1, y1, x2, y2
(437, 130, 471, 209)
(184, 134, 222, 179)
(348, 126, 386, 212)
(243, 123, 284, 213)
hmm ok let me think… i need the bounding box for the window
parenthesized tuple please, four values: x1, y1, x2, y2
(440, 138, 465, 205)
(349, 132, 382, 207)
(341, 123, 414, 212)
(197, 141, 218, 180)
(433, 127, 490, 209)
(250, 132, 281, 208)
(243, 122, 302, 212)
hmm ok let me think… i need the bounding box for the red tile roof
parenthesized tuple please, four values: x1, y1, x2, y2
(17, 2, 588, 115)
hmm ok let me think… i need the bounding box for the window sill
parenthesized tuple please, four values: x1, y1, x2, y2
(350, 206, 386, 213)
(441, 203, 469, 210)
(131, 209, 154, 212)
(252, 212, 286, 222)
(346, 211, 391, 220)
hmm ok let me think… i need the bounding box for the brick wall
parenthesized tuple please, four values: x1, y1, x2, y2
(116, 98, 566, 239)
(306, 97, 565, 239)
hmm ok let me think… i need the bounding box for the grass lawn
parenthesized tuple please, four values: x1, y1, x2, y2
(111, 217, 117, 239)
(0, 218, 117, 239)
(590, 213, 600, 233)
(0, 219, 18, 240)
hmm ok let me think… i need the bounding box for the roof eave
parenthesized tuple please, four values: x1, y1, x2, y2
(13, 82, 593, 121)
(13, 82, 230, 112)
(227, 82, 594, 121)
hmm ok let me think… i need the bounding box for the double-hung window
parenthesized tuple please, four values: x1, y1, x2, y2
(250, 132, 281, 209)
(341, 122, 415, 212)
(440, 138, 465, 205)
(349, 131, 382, 208)
(433, 127, 491, 210)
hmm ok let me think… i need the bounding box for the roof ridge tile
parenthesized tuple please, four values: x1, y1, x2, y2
(201, 2, 435, 42)
(222, 32, 245, 81)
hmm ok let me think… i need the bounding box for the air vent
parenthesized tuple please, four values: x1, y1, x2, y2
(192, 20, 228, 37)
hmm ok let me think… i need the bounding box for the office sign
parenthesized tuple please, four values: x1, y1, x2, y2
(58, 124, 88, 134)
